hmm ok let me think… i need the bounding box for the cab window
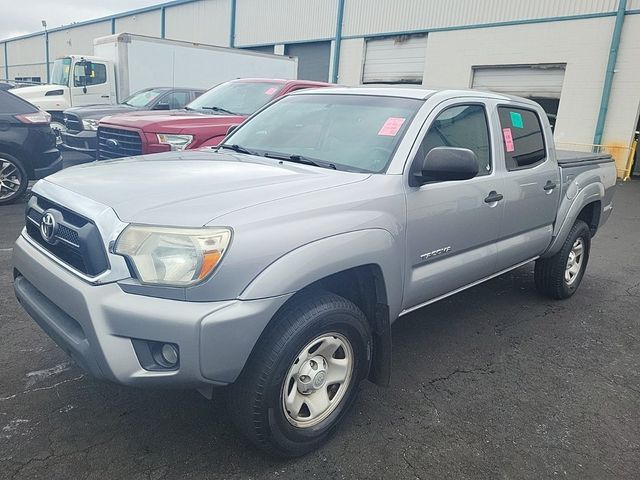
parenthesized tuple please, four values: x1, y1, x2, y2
(414, 104, 492, 177)
(497, 107, 546, 170)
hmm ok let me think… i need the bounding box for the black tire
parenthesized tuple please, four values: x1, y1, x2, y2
(50, 112, 66, 146)
(0, 152, 29, 205)
(229, 290, 372, 457)
(534, 219, 591, 299)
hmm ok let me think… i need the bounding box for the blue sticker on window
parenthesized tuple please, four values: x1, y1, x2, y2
(510, 111, 524, 129)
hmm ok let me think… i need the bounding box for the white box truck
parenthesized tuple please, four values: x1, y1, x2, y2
(12, 33, 298, 138)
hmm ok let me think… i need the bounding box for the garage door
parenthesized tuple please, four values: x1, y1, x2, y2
(472, 64, 566, 99)
(362, 35, 427, 84)
(285, 42, 331, 82)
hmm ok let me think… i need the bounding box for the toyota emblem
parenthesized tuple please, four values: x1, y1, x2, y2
(40, 210, 58, 244)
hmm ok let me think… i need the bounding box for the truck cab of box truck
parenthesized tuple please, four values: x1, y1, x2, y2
(12, 55, 117, 141)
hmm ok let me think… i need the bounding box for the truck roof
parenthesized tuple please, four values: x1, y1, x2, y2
(292, 86, 541, 106)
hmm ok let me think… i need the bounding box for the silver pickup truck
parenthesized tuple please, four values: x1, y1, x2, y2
(13, 87, 616, 456)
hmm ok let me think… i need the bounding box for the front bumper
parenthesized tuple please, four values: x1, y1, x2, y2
(13, 234, 291, 388)
(61, 130, 98, 156)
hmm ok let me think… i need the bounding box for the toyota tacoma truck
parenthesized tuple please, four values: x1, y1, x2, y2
(13, 87, 616, 456)
(96, 78, 332, 159)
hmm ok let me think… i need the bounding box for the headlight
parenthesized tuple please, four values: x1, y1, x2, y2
(157, 133, 193, 151)
(114, 225, 231, 286)
(82, 119, 99, 131)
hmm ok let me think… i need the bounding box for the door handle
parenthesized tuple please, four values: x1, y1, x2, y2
(484, 191, 504, 203)
(100, 95, 110, 98)
(543, 180, 557, 191)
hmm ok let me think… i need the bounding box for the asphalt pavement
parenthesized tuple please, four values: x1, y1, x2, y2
(0, 180, 638, 479)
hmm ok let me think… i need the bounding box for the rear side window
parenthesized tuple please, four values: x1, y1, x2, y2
(0, 91, 37, 115)
(498, 107, 546, 170)
(415, 104, 492, 176)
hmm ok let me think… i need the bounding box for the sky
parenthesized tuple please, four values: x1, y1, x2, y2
(0, 0, 164, 40)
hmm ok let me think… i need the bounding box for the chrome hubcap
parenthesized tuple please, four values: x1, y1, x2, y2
(282, 333, 354, 428)
(0, 158, 22, 200)
(565, 238, 584, 285)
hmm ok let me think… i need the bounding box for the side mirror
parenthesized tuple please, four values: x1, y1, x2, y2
(226, 125, 238, 136)
(153, 103, 171, 110)
(416, 147, 479, 184)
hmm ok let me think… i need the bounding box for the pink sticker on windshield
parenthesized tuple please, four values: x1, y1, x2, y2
(378, 117, 406, 136)
(265, 87, 278, 95)
(502, 127, 515, 152)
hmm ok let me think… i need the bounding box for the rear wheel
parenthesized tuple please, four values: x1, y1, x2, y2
(0, 153, 28, 205)
(50, 113, 66, 146)
(229, 291, 371, 457)
(534, 220, 591, 299)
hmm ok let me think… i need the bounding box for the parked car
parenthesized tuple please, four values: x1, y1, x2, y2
(0, 91, 61, 205)
(12, 33, 298, 140)
(13, 88, 616, 455)
(96, 78, 333, 159)
(0, 81, 17, 91)
(61, 87, 205, 158)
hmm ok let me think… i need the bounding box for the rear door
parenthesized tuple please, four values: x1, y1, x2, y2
(403, 99, 504, 310)
(494, 104, 560, 271)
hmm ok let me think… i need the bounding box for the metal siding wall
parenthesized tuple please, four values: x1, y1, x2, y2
(7, 33, 46, 69)
(165, 0, 230, 46)
(115, 10, 162, 37)
(343, 0, 621, 37)
(235, 0, 336, 46)
(49, 22, 111, 60)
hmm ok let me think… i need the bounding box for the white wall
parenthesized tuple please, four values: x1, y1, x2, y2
(235, 0, 336, 46)
(165, 0, 229, 46)
(49, 21, 112, 60)
(6, 35, 47, 81)
(115, 10, 161, 38)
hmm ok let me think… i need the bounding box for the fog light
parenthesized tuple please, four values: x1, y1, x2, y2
(161, 343, 179, 365)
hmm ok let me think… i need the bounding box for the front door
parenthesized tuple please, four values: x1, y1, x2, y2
(70, 61, 111, 107)
(494, 105, 560, 271)
(403, 101, 504, 311)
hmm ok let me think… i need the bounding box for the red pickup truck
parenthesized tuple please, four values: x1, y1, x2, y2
(97, 78, 332, 159)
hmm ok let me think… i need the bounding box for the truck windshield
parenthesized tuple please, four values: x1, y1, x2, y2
(50, 58, 71, 86)
(187, 81, 284, 116)
(123, 88, 165, 107)
(223, 94, 423, 173)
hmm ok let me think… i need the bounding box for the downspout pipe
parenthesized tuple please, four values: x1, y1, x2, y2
(45, 31, 50, 83)
(3, 42, 8, 80)
(161, 7, 166, 38)
(331, 0, 346, 83)
(593, 0, 627, 146)
(229, 0, 237, 47)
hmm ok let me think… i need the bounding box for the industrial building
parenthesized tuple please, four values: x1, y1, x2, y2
(1, 0, 639, 176)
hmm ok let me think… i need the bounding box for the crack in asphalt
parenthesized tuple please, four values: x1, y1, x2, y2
(427, 365, 496, 387)
(0, 375, 85, 402)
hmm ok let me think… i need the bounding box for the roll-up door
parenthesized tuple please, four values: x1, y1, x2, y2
(285, 42, 331, 82)
(472, 64, 566, 99)
(362, 35, 427, 84)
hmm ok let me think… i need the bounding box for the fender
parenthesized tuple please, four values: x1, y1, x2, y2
(239, 229, 404, 317)
(543, 179, 604, 258)
(199, 135, 226, 148)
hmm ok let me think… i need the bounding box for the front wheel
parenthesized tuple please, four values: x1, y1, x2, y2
(229, 291, 372, 457)
(534, 219, 591, 299)
(50, 113, 67, 146)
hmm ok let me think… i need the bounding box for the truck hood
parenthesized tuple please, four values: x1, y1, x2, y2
(42, 150, 369, 226)
(100, 110, 245, 134)
(65, 104, 138, 120)
(12, 84, 69, 110)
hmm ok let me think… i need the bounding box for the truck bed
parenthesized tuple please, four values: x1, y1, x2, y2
(556, 150, 614, 167)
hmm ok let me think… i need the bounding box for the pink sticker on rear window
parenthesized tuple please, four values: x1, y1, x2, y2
(378, 117, 406, 136)
(502, 127, 515, 152)
(265, 87, 278, 95)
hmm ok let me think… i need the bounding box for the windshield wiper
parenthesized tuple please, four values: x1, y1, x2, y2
(218, 144, 258, 155)
(200, 106, 236, 115)
(263, 152, 336, 170)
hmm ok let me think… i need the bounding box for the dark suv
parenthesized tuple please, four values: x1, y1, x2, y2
(61, 87, 204, 158)
(0, 91, 61, 205)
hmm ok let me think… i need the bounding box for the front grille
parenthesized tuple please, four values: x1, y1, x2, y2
(98, 127, 143, 159)
(25, 195, 109, 277)
(63, 113, 83, 132)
